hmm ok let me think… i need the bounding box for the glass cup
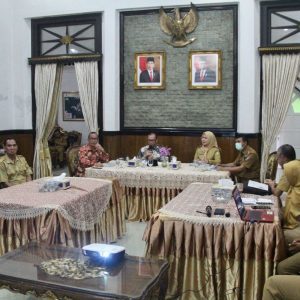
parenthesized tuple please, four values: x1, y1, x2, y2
(236, 183, 244, 192)
(116, 159, 120, 168)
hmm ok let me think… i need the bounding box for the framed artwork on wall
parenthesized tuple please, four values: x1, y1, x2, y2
(134, 51, 166, 90)
(62, 92, 84, 121)
(189, 50, 222, 90)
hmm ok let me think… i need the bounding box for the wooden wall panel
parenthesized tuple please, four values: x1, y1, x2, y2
(0, 131, 34, 166)
(103, 134, 261, 164)
(0, 131, 260, 171)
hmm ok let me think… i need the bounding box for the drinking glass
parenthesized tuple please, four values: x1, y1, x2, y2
(116, 159, 120, 168)
(237, 183, 244, 192)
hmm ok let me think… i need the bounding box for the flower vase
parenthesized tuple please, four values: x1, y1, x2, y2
(161, 156, 168, 167)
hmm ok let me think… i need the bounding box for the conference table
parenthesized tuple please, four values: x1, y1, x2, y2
(0, 177, 126, 256)
(85, 163, 229, 221)
(143, 182, 286, 300)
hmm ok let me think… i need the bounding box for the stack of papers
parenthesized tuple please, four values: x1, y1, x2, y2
(248, 180, 269, 191)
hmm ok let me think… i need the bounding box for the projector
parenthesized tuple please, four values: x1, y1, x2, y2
(82, 244, 125, 266)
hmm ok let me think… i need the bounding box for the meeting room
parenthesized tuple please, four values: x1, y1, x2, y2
(0, 0, 300, 299)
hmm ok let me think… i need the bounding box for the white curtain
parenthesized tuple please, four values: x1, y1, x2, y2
(33, 64, 63, 179)
(75, 61, 99, 132)
(260, 54, 300, 181)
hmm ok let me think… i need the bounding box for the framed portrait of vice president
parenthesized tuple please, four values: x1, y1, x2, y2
(134, 51, 166, 90)
(189, 50, 222, 90)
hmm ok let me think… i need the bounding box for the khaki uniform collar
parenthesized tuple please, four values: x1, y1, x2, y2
(241, 145, 251, 156)
(4, 154, 20, 164)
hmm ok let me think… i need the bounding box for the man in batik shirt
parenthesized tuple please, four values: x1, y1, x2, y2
(76, 132, 109, 177)
(137, 133, 161, 162)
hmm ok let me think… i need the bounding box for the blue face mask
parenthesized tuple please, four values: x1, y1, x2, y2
(235, 142, 243, 151)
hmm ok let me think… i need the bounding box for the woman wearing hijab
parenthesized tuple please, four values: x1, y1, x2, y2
(193, 131, 221, 165)
(283, 160, 300, 244)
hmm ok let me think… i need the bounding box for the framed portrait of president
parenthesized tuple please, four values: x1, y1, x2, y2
(189, 50, 222, 90)
(134, 51, 166, 90)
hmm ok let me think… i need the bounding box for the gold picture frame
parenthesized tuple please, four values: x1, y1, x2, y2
(62, 92, 84, 121)
(189, 50, 222, 90)
(134, 51, 166, 90)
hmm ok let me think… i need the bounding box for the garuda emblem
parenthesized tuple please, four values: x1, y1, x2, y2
(159, 3, 199, 48)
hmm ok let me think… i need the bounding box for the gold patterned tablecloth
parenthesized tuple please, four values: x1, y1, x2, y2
(85, 164, 229, 221)
(144, 183, 286, 300)
(0, 178, 126, 255)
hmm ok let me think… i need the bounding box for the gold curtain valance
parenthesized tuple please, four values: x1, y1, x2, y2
(258, 46, 300, 55)
(28, 53, 102, 65)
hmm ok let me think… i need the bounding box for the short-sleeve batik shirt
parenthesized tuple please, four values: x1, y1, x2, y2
(76, 144, 109, 177)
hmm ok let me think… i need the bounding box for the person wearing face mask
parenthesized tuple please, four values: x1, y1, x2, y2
(193, 131, 221, 165)
(217, 135, 260, 183)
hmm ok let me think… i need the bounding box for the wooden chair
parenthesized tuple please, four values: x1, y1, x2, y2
(265, 151, 278, 181)
(0, 140, 5, 157)
(66, 145, 81, 176)
(67, 131, 82, 148)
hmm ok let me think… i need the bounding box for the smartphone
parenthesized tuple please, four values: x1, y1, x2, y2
(214, 208, 225, 216)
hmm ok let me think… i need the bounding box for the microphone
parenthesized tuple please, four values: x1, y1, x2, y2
(206, 205, 212, 217)
(196, 205, 212, 217)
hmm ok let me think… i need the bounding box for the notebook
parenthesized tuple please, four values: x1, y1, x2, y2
(232, 187, 274, 223)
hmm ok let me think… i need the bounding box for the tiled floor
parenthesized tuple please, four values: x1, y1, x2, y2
(0, 221, 147, 299)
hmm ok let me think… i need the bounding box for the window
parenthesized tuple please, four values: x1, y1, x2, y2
(41, 24, 95, 56)
(31, 13, 102, 57)
(261, 1, 300, 47)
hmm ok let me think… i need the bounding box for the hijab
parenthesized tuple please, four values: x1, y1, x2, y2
(202, 131, 219, 150)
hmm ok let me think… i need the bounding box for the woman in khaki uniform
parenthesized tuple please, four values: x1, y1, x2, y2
(193, 131, 221, 165)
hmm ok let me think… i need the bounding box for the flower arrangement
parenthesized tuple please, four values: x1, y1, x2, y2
(159, 146, 171, 157)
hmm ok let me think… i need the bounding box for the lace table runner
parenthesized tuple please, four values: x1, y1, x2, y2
(85, 163, 229, 189)
(0, 177, 112, 231)
(159, 183, 278, 225)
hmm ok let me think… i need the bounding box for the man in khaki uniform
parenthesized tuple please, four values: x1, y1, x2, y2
(49, 129, 68, 167)
(277, 238, 300, 275)
(217, 135, 260, 183)
(265, 144, 296, 199)
(263, 275, 300, 300)
(263, 238, 300, 299)
(0, 138, 32, 187)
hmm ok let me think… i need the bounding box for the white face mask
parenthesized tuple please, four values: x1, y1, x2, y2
(235, 142, 243, 151)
